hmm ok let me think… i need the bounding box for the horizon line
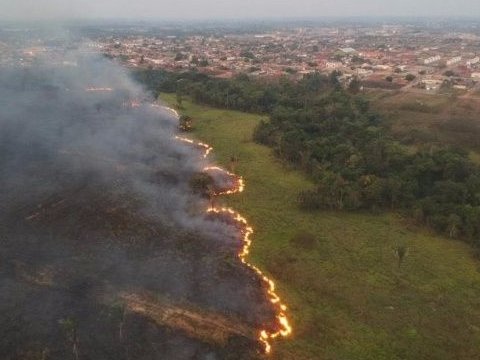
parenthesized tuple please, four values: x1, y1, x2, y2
(2, 15, 480, 24)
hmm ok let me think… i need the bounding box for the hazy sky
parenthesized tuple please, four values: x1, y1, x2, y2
(1, 0, 480, 20)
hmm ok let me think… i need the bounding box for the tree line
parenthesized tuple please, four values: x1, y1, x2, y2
(134, 68, 480, 247)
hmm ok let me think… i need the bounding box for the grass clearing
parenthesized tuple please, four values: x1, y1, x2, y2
(161, 93, 480, 360)
(366, 90, 480, 154)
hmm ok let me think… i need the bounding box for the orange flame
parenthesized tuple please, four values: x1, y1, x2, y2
(175, 134, 292, 354)
(203, 166, 245, 195)
(207, 206, 292, 353)
(175, 136, 213, 159)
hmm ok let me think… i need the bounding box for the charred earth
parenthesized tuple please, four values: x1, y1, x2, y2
(0, 55, 276, 360)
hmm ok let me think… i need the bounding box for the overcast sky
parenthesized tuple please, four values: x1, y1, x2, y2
(1, 0, 480, 20)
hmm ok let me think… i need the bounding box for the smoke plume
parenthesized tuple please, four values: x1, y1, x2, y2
(0, 53, 274, 359)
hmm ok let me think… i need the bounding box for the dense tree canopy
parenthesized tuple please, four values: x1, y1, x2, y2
(135, 68, 480, 246)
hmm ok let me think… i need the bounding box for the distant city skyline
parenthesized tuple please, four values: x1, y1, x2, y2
(2, 0, 480, 21)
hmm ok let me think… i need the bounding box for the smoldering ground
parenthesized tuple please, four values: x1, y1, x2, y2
(0, 54, 275, 359)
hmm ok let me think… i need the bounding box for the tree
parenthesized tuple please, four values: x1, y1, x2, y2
(240, 51, 255, 60)
(134, 67, 480, 246)
(329, 70, 342, 86)
(394, 244, 408, 268)
(385, 76, 393, 83)
(199, 59, 209, 67)
(405, 74, 416, 81)
(348, 76, 362, 94)
(447, 213, 462, 238)
(440, 79, 453, 92)
(351, 55, 366, 64)
(386, 176, 403, 209)
(190, 55, 199, 65)
(360, 175, 386, 210)
(174, 52, 184, 61)
(176, 79, 187, 108)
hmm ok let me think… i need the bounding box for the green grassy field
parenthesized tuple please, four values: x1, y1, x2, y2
(161, 93, 480, 360)
(365, 90, 480, 158)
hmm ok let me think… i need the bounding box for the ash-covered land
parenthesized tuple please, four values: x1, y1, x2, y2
(0, 54, 275, 360)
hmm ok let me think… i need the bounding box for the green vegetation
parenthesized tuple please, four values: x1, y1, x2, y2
(254, 88, 480, 246)
(366, 91, 480, 152)
(161, 93, 480, 360)
(134, 69, 337, 113)
(141, 70, 480, 246)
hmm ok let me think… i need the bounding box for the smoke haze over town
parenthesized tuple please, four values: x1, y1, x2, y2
(2, 0, 480, 20)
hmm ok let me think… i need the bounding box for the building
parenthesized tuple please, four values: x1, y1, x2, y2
(424, 55, 441, 65)
(446, 56, 462, 66)
(422, 79, 443, 91)
(338, 47, 357, 55)
(466, 57, 480, 67)
(325, 61, 342, 70)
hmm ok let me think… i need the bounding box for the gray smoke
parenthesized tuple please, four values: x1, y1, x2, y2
(0, 52, 274, 359)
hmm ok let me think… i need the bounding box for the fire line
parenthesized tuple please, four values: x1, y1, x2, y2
(172, 116, 292, 354)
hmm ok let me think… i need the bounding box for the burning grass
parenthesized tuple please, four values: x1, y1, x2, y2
(174, 132, 292, 354)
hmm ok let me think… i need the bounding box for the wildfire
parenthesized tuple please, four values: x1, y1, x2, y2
(203, 166, 245, 195)
(206, 206, 292, 353)
(175, 135, 213, 159)
(174, 132, 292, 354)
(85, 87, 114, 92)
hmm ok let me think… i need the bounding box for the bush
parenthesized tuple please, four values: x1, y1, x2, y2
(179, 115, 193, 131)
